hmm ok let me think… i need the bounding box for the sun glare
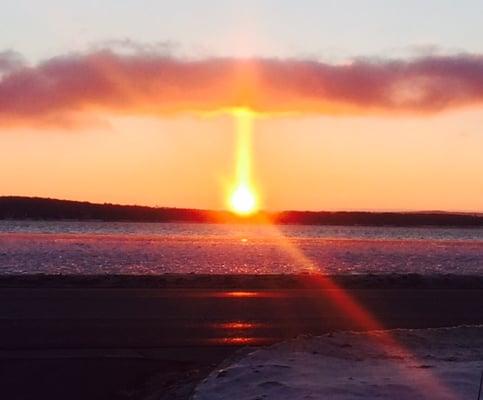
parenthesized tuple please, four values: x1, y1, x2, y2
(228, 108, 259, 215)
(230, 183, 257, 215)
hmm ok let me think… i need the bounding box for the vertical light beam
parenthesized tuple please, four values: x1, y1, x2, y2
(235, 108, 253, 186)
(229, 108, 258, 215)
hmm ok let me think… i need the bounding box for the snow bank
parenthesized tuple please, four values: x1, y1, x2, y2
(193, 326, 483, 399)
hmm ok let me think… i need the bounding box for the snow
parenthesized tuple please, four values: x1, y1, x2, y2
(193, 326, 483, 400)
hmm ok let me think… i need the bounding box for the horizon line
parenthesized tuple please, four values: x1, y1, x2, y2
(1, 195, 482, 216)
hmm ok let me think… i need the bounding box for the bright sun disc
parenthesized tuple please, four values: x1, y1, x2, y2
(230, 184, 257, 215)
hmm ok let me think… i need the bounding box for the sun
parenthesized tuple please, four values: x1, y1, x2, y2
(230, 183, 257, 215)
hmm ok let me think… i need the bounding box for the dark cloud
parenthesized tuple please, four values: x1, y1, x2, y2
(0, 49, 482, 127)
(0, 50, 25, 73)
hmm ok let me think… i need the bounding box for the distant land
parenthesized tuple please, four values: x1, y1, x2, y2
(0, 196, 482, 227)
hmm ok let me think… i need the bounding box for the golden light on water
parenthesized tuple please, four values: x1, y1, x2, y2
(228, 108, 259, 215)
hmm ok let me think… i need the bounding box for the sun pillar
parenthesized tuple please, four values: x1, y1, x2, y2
(229, 108, 258, 215)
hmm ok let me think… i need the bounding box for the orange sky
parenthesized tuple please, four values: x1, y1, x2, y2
(1, 107, 482, 212)
(2, 2, 483, 213)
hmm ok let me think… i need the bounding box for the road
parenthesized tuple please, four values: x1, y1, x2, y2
(0, 287, 482, 399)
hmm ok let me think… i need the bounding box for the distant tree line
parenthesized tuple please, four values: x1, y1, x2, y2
(0, 196, 482, 227)
(274, 210, 483, 227)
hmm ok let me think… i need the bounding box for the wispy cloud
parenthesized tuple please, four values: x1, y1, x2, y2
(0, 51, 24, 74)
(1, 48, 483, 127)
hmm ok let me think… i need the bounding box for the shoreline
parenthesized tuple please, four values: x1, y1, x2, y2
(2, 197, 483, 226)
(1, 272, 482, 289)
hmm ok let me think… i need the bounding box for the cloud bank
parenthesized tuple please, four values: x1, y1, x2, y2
(1, 49, 483, 126)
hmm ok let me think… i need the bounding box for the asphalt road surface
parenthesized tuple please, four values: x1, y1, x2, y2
(0, 286, 482, 399)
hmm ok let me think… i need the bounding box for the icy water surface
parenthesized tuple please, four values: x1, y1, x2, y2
(0, 221, 481, 275)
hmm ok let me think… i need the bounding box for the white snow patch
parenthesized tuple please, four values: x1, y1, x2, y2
(193, 326, 483, 400)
